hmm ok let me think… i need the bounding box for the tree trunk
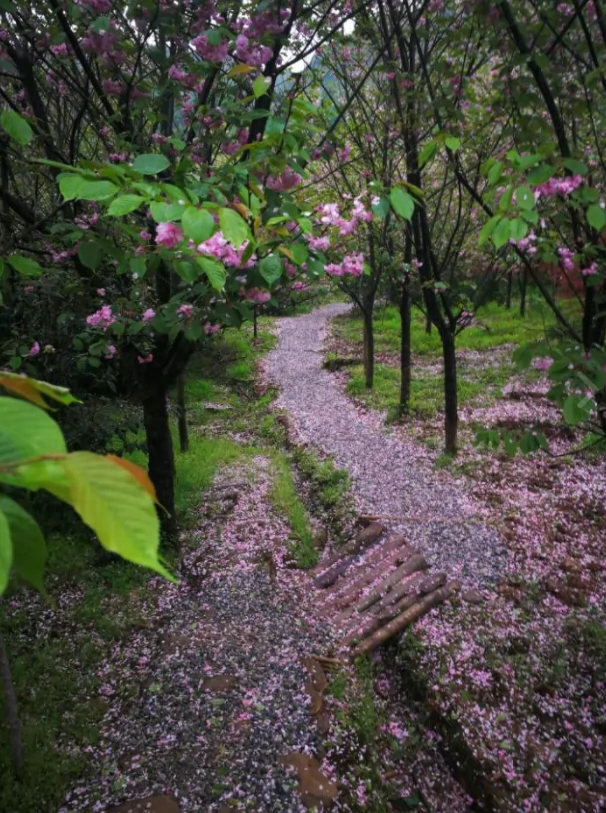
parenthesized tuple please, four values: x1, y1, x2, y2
(0, 628, 23, 775)
(176, 373, 189, 453)
(441, 331, 458, 454)
(505, 268, 513, 309)
(425, 311, 432, 334)
(519, 267, 528, 317)
(142, 386, 177, 541)
(399, 279, 412, 413)
(363, 308, 375, 389)
(253, 306, 258, 339)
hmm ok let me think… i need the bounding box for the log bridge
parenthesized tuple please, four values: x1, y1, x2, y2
(313, 522, 459, 657)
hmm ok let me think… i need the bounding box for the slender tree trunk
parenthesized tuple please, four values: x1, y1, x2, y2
(142, 386, 177, 540)
(441, 331, 458, 454)
(399, 278, 412, 414)
(0, 629, 22, 775)
(425, 311, 432, 334)
(363, 307, 375, 389)
(519, 267, 528, 317)
(253, 306, 258, 339)
(176, 373, 189, 453)
(505, 268, 513, 309)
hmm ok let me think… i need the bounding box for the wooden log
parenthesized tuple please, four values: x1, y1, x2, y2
(340, 591, 422, 648)
(323, 538, 412, 611)
(372, 574, 446, 626)
(323, 535, 410, 598)
(357, 553, 428, 612)
(350, 582, 459, 657)
(372, 570, 433, 614)
(314, 554, 356, 589)
(333, 568, 425, 628)
(313, 522, 385, 575)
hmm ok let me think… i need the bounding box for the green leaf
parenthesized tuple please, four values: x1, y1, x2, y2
(150, 201, 185, 223)
(587, 204, 606, 232)
(175, 260, 198, 283)
(219, 208, 249, 248)
(78, 241, 102, 270)
(130, 256, 147, 278)
(562, 158, 588, 175)
(372, 196, 391, 218)
(528, 164, 554, 185)
(6, 255, 43, 276)
(58, 173, 85, 202)
(197, 256, 227, 290)
(419, 140, 438, 168)
(107, 194, 145, 216)
(0, 372, 79, 409)
(0, 496, 46, 591)
(132, 153, 170, 175)
(516, 185, 534, 211)
(0, 397, 67, 492)
(77, 180, 119, 201)
(0, 109, 33, 146)
(509, 218, 529, 243)
(259, 254, 283, 285)
(512, 344, 536, 370)
(0, 509, 11, 595)
(298, 218, 313, 234)
(182, 207, 215, 243)
(498, 185, 514, 212)
(563, 394, 592, 426)
(253, 76, 270, 98)
(478, 215, 501, 247)
(445, 136, 461, 152)
(58, 452, 172, 579)
(493, 218, 511, 248)
(487, 161, 504, 186)
(290, 243, 309, 265)
(389, 187, 414, 220)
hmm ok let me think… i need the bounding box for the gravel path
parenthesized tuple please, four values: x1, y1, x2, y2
(62, 457, 331, 813)
(265, 304, 508, 586)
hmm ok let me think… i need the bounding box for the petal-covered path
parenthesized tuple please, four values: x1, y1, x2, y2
(265, 304, 507, 587)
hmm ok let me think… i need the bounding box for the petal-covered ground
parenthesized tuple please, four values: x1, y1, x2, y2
(264, 304, 606, 812)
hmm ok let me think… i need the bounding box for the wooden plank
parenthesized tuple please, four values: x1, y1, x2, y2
(322, 538, 412, 612)
(313, 522, 385, 576)
(356, 553, 428, 613)
(314, 554, 356, 589)
(340, 591, 422, 648)
(350, 581, 459, 657)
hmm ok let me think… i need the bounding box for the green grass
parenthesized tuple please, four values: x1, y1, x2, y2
(331, 299, 575, 418)
(0, 534, 153, 812)
(333, 299, 577, 358)
(346, 359, 510, 418)
(268, 451, 317, 568)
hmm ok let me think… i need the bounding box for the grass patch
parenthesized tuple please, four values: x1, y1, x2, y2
(346, 360, 510, 417)
(0, 535, 153, 813)
(333, 299, 579, 358)
(268, 451, 317, 568)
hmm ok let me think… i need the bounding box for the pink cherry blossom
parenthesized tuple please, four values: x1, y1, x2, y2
(156, 222, 183, 248)
(27, 341, 40, 357)
(86, 305, 115, 330)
